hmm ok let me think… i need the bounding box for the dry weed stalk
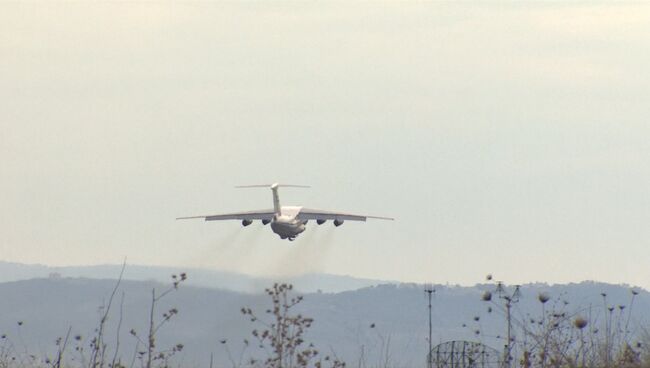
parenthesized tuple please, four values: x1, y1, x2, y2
(241, 283, 345, 368)
(478, 276, 646, 368)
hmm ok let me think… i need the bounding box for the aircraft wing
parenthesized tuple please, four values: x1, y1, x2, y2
(176, 209, 275, 221)
(297, 208, 394, 222)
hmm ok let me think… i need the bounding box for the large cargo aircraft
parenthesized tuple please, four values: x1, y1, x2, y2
(177, 183, 393, 241)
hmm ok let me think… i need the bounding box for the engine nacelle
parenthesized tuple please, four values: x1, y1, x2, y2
(262, 219, 271, 225)
(317, 219, 326, 225)
(334, 219, 344, 227)
(242, 219, 252, 227)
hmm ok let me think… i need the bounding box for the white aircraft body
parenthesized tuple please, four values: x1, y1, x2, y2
(177, 183, 393, 241)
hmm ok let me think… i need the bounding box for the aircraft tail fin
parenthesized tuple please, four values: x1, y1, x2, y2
(235, 184, 310, 188)
(235, 183, 309, 214)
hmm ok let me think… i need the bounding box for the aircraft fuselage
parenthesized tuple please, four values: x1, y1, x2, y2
(269, 214, 306, 241)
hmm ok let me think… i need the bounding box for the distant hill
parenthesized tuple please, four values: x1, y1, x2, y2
(0, 276, 647, 367)
(0, 261, 388, 293)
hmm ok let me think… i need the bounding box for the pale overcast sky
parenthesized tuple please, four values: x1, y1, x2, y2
(1, 2, 649, 287)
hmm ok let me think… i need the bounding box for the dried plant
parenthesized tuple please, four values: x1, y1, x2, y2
(130, 272, 187, 368)
(477, 276, 647, 368)
(241, 283, 345, 368)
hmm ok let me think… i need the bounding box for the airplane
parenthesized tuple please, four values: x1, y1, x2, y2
(177, 183, 393, 241)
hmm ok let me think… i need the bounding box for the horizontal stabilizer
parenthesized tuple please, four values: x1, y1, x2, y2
(235, 183, 310, 189)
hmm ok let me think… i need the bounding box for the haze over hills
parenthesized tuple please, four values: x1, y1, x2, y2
(0, 268, 647, 366)
(0, 261, 389, 294)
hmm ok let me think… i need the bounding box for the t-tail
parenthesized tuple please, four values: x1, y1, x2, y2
(235, 183, 310, 215)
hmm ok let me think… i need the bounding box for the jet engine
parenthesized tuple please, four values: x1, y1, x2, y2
(262, 219, 271, 225)
(317, 219, 326, 225)
(334, 219, 344, 227)
(242, 219, 252, 227)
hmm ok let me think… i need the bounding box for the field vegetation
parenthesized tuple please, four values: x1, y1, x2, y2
(1, 270, 649, 368)
(466, 275, 650, 368)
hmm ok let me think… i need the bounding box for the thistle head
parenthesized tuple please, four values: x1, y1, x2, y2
(538, 293, 550, 304)
(482, 291, 492, 301)
(574, 317, 588, 330)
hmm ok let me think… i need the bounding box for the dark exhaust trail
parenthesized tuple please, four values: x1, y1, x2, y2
(263, 225, 338, 277)
(184, 227, 243, 267)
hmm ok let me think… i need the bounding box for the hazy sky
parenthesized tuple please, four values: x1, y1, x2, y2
(1, 2, 649, 288)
